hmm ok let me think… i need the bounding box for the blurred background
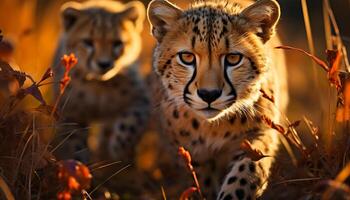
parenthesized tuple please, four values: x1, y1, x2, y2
(0, 0, 349, 127)
(0, 0, 349, 198)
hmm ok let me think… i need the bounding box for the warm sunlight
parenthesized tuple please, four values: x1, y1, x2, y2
(0, 0, 349, 199)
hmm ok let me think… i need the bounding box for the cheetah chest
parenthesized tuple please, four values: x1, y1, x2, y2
(162, 103, 263, 161)
(61, 71, 146, 121)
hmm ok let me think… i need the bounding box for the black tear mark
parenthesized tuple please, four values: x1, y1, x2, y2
(248, 58, 260, 74)
(191, 36, 196, 48)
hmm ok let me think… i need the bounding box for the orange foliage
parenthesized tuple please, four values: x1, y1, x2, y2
(57, 160, 92, 200)
(327, 50, 342, 91)
(179, 187, 198, 200)
(60, 53, 77, 94)
(178, 147, 203, 199)
(240, 140, 269, 161)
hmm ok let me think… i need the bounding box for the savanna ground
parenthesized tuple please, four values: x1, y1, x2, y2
(0, 0, 350, 199)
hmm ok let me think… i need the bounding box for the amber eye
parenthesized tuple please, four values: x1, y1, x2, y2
(83, 39, 94, 47)
(225, 53, 243, 67)
(177, 52, 196, 66)
(113, 40, 123, 48)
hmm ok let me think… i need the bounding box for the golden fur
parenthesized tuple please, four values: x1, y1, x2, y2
(52, 0, 150, 174)
(148, 0, 288, 199)
(58, 0, 144, 81)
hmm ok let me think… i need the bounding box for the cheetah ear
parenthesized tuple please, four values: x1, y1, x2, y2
(147, 0, 183, 42)
(61, 2, 82, 32)
(118, 1, 146, 33)
(240, 0, 281, 43)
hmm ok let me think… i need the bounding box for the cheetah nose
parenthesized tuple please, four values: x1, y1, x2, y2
(197, 89, 222, 104)
(98, 60, 113, 71)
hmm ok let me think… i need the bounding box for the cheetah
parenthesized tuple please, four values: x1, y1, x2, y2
(52, 0, 150, 166)
(147, 0, 288, 199)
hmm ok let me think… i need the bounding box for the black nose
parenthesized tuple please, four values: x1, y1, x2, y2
(197, 89, 222, 104)
(98, 61, 113, 70)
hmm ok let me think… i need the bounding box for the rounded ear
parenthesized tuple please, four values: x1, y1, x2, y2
(147, 0, 183, 42)
(240, 0, 280, 43)
(119, 1, 146, 32)
(61, 2, 82, 32)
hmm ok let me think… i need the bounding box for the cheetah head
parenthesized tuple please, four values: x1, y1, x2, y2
(61, 0, 145, 81)
(148, 0, 280, 120)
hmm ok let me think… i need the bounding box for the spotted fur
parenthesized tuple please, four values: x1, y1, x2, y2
(148, 0, 288, 199)
(53, 0, 150, 165)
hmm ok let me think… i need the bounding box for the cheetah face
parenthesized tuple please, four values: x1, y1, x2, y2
(61, 1, 145, 81)
(175, 50, 245, 119)
(148, 0, 280, 120)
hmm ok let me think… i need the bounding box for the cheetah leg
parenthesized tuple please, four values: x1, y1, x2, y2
(217, 129, 279, 200)
(96, 103, 150, 162)
(91, 103, 150, 194)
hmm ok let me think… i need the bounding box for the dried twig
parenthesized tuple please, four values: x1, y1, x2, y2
(240, 140, 269, 161)
(161, 186, 167, 200)
(0, 175, 15, 200)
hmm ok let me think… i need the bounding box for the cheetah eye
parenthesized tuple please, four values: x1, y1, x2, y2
(113, 40, 123, 48)
(224, 53, 243, 68)
(177, 52, 196, 67)
(83, 39, 94, 47)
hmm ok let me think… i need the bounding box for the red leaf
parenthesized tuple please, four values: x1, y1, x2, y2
(276, 45, 329, 72)
(67, 177, 80, 191)
(177, 147, 203, 198)
(260, 89, 275, 103)
(178, 146, 192, 166)
(60, 76, 71, 95)
(61, 53, 78, 75)
(327, 50, 342, 90)
(60, 54, 77, 94)
(180, 187, 198, 200)
(261, 115, 286, 134)
(57, 190, 71, 200)
(57, 160, 92, 193)
(240, 140, 269, 161)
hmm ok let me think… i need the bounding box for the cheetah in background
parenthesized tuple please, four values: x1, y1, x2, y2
(52, 0, 150, 170)
(148, 0, 288, 199)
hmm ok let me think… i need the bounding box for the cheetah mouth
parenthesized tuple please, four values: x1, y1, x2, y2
(85, 67, 120, 81)
(198, 107, 221, 118)
(200, 107, 219, 112)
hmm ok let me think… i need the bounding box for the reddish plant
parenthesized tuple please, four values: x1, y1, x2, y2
(57, 160, 92, 200)
(276, 46, 350, 122)
(260, 115, 309, 159)
(60, 53, 77, 95)
(260, 89, 275, 103)
(240, 140, 269, 161)
(178, 147, 203, 200)
(51, 53, 77, 117)
(179, 187, 199, 200)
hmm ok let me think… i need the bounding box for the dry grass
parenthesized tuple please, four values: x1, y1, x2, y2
(262, 1, 350, 199)
(0, 0, 349, 200)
